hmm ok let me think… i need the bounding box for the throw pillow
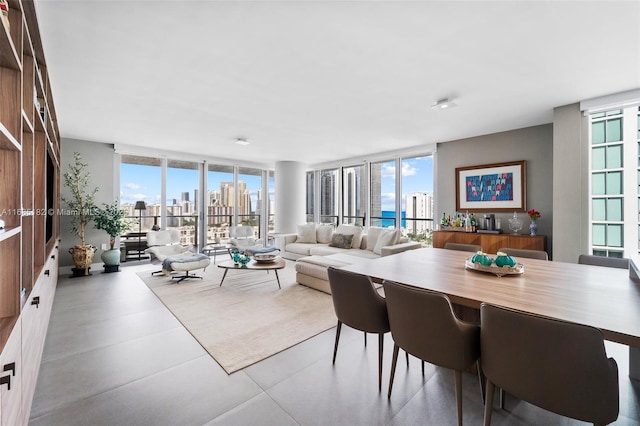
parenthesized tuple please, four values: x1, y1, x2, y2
(335, 224, 364, 249)
(373, 229, 400, 255)
(329, 233, 354, 249)
(365, 227, 385, 251)
(296, 223, 317, 243)
(316, 224, 334, 244)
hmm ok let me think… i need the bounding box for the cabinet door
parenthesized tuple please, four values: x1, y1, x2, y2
(0, 320, 22, 426)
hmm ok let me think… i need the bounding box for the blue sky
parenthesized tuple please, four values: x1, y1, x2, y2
(120, 156, 433, 211)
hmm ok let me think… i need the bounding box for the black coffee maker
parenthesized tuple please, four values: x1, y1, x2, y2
(484, 214, 496, 231)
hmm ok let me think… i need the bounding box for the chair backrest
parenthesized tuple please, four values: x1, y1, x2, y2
(229, 226, 254, 239)
(497, 247, 548, 260)
(480, 303, 619, 425)
(327, 267, 389, 334)
(383, 280, 480, 371)
(578, 254, 629, 269)
(146, 230, 180, 246)
(443, 242, 482, 252)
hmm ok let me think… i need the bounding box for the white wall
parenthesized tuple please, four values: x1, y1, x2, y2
(59, 138, 116, 267)
(435, 124, 554, 257)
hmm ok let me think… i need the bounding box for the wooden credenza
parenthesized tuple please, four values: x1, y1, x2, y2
(433, 230, 546, 255)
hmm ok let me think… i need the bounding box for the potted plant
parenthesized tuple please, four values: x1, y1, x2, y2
(94, 200, 133, 270)
(61, 152, 98, 276)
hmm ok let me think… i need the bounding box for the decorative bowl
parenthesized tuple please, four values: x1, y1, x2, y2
(254, 253, 279, 263)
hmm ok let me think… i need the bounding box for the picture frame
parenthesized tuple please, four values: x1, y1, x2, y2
(455, 160, 526, 213)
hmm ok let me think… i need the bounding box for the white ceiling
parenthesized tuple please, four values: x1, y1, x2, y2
(34, 1, 640, 168)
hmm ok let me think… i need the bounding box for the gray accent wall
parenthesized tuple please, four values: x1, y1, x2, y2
(60, 138, 116, 267)
(435, 124, 554, 257)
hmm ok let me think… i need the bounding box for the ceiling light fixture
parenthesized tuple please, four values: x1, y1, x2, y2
(431, 98, 457, 110)
(235, 138, 250, 146)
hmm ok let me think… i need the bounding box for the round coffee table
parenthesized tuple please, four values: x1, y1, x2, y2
(217, 258, 286, 289)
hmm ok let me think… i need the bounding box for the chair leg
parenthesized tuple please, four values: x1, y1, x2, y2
(421, 360, 425, 375)
(332, 321, 342, 365)
(455, 370, 463, 426)
(364, 332, 367, 347)
(388, 344, 400, 399)
(477, 359, 486, 403)
(499, 388, 505, 409)
(483, 380, 495, 426)
(378, 333, 384, 392)
(405, 350, 409, 367)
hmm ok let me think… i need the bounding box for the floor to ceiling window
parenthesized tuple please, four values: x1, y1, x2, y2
(370, 159, 397, 228)
(306, 171, 314, 223)
(166, 160, 199, 245)
(120, 155, 161, 231)
(401, 156, 434, 245)
(342, 164, 366, 226)
(589, 106, 640, 257)
(238, 167, 262, 237)
(206, 164, 235, 244)
(320, 168, 339, 225)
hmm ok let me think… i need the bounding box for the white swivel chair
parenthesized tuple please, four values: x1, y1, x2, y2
(229, 226, 262, 253)
(145, 230, 194, 275)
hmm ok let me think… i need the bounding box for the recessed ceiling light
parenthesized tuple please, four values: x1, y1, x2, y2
(235, 138, 250, 146)
(431, 98, 457, 110)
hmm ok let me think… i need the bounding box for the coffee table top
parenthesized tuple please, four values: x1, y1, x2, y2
(217, 258, 285, 271)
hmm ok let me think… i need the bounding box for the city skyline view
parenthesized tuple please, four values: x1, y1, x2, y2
(120, 156, 433, 215)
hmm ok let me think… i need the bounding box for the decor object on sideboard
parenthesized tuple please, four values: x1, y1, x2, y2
(94, 200, 134, 272)
(62, 152, 98, 276)
(508, 211, 522, 234)
(134, 200, 147, 260)
(527, 208, 541, 236)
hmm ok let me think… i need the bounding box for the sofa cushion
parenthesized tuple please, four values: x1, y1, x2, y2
(316, 224, 334, 244)
(373, 229, 401, 255)
(365, 227, 385, 251)
(296, 223, 317, 243)
(329, 233, 353, 249)
(335, 224, 364, 249)
(285, 242, 319, 256)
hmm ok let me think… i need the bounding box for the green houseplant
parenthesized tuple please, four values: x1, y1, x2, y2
(61, 152, 98, 275)
(94, 200, 133, 267)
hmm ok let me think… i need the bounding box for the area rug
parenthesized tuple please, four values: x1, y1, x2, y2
(137, 260, 336, 374)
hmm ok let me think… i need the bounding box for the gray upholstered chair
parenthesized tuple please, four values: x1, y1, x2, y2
(383, 280, 482, 426)
(497, 247, 548, 260)
(444, 242, 482, 252)
(327, 266, 391, 391)
(480, 303, 619, 426)
(578, 254, 629, 269)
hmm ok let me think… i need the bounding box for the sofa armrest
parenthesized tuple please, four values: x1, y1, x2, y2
(274, 233, 298, 250)
(381, 241, 422, 257)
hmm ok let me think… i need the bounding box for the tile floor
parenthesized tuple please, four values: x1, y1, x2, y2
(29, 262, 639, 425)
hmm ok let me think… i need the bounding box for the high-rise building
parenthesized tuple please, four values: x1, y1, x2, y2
(405, 192, 433, 234)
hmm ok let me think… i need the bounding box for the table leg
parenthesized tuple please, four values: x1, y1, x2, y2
(630, 346, 640, 380)
(274, 270, 281, 289)
(219, 269, 229, 287)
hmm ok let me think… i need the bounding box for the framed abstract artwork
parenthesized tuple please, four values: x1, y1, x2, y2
(455, 160, 526, 213)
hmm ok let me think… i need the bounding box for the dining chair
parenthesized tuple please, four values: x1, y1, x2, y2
(578, 254, 629, 269)
(383, 280, 482, 426)
(480, 303, 619, 426)
(497, 247, 548, 260)
(327, 266, 391, 391)
(444, 242, 482, 252)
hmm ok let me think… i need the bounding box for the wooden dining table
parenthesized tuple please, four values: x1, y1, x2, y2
(341, 247, 640, 379)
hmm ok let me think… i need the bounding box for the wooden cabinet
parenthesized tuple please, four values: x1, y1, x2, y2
(0, 2, 60, 425)
(433, 231, 546, 255)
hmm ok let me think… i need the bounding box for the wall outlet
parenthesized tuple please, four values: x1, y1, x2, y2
(101, 243, 107, 250)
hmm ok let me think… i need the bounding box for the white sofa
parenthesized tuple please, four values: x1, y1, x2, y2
(274, 224, 422, 294)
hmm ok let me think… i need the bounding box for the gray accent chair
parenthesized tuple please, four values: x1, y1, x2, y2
(444, 242, 482, 252)
(578, 254, 629, 269)
(327, 267, 391, 391)
(383, 280, 482, 426)
(480, 303, 619, 426)
(497, 247, 549, 260)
